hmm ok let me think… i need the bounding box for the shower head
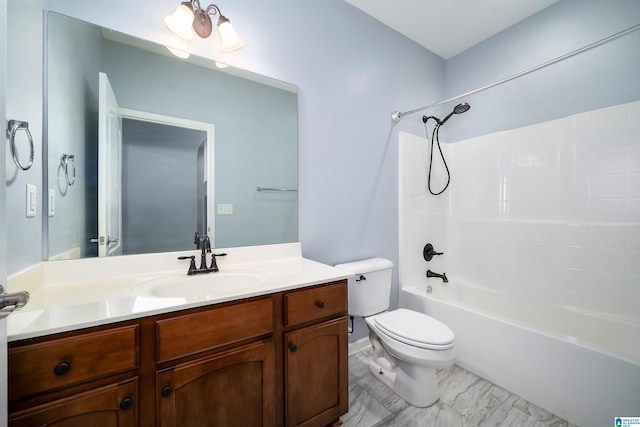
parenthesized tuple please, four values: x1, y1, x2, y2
(454, 102, 471, 114)
(438, 102, 471, 126)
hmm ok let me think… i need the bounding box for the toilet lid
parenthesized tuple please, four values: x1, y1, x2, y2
(373, 309, 455, 349)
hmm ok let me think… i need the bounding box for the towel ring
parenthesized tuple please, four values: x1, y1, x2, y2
(60, 154, 76, 186)
(6, 120, 34, 171)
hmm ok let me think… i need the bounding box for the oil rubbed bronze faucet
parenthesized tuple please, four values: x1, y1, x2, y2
(426, 270, 448, 283)
(178, 236, 227, 275)
(199, 236, 212, 270)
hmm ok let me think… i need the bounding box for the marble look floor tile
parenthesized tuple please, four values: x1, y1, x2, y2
(341, 384, 393, 426)
(356, 369, 411, 414)
(373, 401, 464, 427)
(349, 349, 373, 383)
(436, 364, 461, 382)
(479, 397, 550, 427)
(512, 397, 576, 427)
(342, 348, 573, 427)
(452, 379, 512, 425)
(478, 395, 573, 427)
(437, 366, 483, 406)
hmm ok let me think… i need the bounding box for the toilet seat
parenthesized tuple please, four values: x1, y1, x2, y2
(372, 309, 455, 350)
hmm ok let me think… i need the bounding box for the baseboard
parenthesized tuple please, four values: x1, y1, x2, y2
(348, 336, 371, 355)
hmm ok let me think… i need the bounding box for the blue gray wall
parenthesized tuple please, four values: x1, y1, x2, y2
(47, 12, 101, 259)
(6, 0, 44, 273)
(6, 0, 639, 343)
(8, 0, 441, 278)
(443, 0, 640, 142)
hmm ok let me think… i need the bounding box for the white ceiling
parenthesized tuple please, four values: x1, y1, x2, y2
(343, 0, 559, 59)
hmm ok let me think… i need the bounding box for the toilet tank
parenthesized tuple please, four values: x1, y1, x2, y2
(335, 258, 394, 317)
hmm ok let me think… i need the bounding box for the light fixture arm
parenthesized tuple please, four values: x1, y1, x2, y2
(166, 0, 244, 52)
(205, 4, 232, 28)
(204, 3, 221, 18)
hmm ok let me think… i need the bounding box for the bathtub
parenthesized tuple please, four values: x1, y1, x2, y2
(398, 280, 640, 427)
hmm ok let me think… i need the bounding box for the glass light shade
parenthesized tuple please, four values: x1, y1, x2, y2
(165, 4, 195, 40)
(218, 21, 244, 52)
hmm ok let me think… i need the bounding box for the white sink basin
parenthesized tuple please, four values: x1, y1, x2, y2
(131, 268, 266, 299)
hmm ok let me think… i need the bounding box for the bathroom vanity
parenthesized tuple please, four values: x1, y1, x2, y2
(6, 244, 350, 427)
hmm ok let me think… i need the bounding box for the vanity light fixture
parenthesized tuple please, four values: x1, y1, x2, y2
(165, 1, 244, 52)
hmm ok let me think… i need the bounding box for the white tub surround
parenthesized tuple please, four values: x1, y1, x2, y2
(398, 101, 640, 427)
(7, 243, 351, 341)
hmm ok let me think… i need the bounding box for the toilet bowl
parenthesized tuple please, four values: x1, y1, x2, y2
(335, 258, 456, 407)
(367, 308, 455, 366)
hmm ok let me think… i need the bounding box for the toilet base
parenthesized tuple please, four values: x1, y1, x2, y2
(368, 331, 440, 407)
(368, 357, 439, 407)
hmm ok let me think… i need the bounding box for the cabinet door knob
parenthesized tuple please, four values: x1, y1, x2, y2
(316, 301, 325, 309)
(53, 362, 71, 376)
(289, 344, 297, 353)
(161, 385, 173, 397)
(120, 397, 134, 410)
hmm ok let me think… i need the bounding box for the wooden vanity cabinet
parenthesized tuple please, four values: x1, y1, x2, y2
(8, 324, 140, 426)
(283, 281, 349, 427)
(8, 280, 348, 427)
(154, 296, 275, 427)
(9, 378, 138, 427)
(156, 340, 275, 427)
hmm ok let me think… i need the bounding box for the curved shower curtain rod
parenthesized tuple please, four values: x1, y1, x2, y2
(391, 23, 640, 123)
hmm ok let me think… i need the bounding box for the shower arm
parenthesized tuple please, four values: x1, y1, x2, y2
(391, 23, 640, 123)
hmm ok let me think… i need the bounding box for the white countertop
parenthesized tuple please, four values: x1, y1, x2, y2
(7, 243, 352, 342)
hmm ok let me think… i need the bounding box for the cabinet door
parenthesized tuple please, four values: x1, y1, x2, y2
(157, 340, 275, 427)
(285, 318, 348, 427)
(9, 378, 137, 427)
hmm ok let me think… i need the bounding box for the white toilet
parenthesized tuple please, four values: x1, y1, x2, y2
(336, 258, 455, 407)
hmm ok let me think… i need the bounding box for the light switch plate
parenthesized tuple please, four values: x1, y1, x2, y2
(217, 203, 233, 215)
(48, 189, 56, 217)
(26, 184, 36, 218)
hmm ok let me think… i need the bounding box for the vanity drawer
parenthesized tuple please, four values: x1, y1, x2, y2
(156, 297, 273, 363)
(9, 325, 139, 401)
(284, 281, 347, 327)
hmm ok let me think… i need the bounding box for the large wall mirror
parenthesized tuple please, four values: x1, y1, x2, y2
(46, 12, 298, 260)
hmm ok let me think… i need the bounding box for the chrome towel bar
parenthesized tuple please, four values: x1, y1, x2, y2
(256, 186, 298, 192)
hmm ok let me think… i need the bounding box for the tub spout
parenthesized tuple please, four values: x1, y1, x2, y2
(426, 270, 448, 283)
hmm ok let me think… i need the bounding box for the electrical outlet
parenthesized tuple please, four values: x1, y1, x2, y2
(26, 184, 36, 218)
(217, 203, 233, 215)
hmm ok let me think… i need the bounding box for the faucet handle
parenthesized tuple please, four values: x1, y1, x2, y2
(423, 243, 443, 261)
(178, 256, 197, 275)
(209, 253, 227, 271)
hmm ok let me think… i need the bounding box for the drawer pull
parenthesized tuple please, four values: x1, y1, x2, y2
(289, 344, 297, 353)
(120, 397, 134, 410)
(161, 385, 173, 397)
(316, 301, 325, 309)
(53, 362, 71, 376)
